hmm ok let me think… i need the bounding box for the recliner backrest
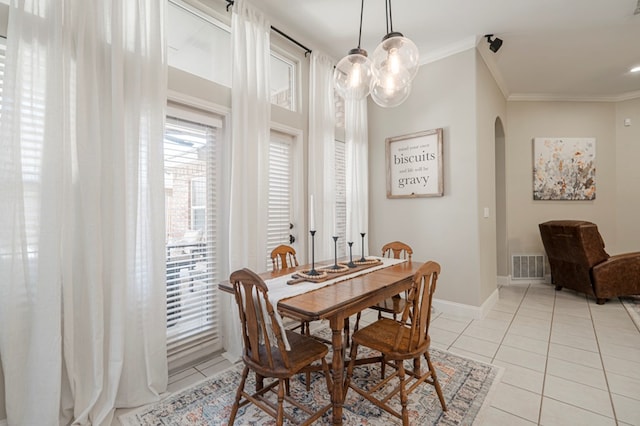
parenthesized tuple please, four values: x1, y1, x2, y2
(539, 220, 609, 268)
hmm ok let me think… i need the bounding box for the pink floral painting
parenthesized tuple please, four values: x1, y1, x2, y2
(533, 138, 596, 200)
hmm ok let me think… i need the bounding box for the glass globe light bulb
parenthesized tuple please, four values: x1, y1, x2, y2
(372, 32, 420, 82)
(334, 48, 373, 100)
(370, 79, 411, 108)
(374, 60, 411, 94)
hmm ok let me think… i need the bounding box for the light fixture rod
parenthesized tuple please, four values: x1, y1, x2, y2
(357, 0, 365, 48)
(388, 0, 394, 33)
(385, 0, 390, 34)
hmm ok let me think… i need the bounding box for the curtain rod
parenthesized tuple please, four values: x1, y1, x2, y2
(225, 0, 312, 57)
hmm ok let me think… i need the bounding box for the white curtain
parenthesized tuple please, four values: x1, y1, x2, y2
(0, 1, 168, 425)
(224, 0, 271, 359)
(345, 99, 369, 253)
(308, 51, 336, 259)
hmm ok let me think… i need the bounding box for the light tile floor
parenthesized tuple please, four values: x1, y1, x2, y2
(114, 283, 640, 425)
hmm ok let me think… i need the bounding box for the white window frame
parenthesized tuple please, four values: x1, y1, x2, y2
(269, 123, 304, 260)
(165, 92, 229, 371)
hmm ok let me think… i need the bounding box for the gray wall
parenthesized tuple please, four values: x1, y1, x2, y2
(505, 101, 620, 259)
(615, 98, 640, 253)
(1, 3, 8, 422)
(368, 49, 487, 307)
(475, 50, 507, 301)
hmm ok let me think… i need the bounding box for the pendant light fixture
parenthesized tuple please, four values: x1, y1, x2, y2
(370, 0, 419, 107)
(334, 0, 373, 100)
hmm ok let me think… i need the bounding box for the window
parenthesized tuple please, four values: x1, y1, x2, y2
(335, 139, 347, 257)
(190, 177, 206, 232)
(164, 111, 221, 362)
(266, 130, 293, 269)
(167, 0, 231, 87)
(270, 51, 297, 111)
(334, 92, 347, 255)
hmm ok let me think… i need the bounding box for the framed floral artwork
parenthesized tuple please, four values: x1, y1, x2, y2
(533, 137, 596, 200)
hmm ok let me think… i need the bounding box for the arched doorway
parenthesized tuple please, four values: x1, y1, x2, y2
(494, 117, 508, 279)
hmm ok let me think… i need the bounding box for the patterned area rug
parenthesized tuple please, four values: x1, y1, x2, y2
(621, 295, 640, 330)
(120, 343, 502, 426)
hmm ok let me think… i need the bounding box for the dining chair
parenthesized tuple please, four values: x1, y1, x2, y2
(229, 268, 333, 426)
(269, 244, 319, 390)
(270, 244, 299, 271)
(354, 241, 413, 332)
(344, 261, 447, 425)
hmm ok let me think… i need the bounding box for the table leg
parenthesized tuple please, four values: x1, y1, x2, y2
(330, 317, 344, 425)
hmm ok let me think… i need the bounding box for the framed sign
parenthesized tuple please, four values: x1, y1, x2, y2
(386, 128, 443, 198)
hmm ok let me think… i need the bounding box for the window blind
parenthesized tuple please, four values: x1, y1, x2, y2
(266, 131, 293, 270)
(164, 115, 220, 360)
(335, 139, 347, 257)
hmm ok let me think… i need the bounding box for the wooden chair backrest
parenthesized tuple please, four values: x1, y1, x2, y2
(270, 244, 299, 271)
(230, 268, 290, 370)
(382, 241, 413, 260)
(395, 261, 440, 352)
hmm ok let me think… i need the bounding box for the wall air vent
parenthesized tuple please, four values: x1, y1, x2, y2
(512, 254, 545, 280)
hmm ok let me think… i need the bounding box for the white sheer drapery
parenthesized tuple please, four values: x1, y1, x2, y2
(223, 0, 271, 360)
(0, 1, 168, 425)
(345, 99, 369, 251)
(308, 51, 336, 259)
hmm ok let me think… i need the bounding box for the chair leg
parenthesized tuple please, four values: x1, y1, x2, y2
(354, 312, 361, 333)
(321, 358, 333, 393)
(276, 379, 285, 425)
(397, 361, 409, 426)
(425, 352, 447, 411)
(596, 298, 607, 305)
(344, 342, 359, 399)
(229, 366, 250, 425)
(344, 317, 351, 348)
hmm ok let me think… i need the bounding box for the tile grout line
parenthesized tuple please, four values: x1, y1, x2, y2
(535, 284, 557, 426)
(587, 297, 619, 425)
(488, 283, 528, 365)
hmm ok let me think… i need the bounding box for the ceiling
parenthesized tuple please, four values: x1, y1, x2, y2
(254, 0, 640, 101)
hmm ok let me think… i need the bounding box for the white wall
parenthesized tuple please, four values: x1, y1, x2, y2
(505, 101, 619, 261)
(368, 49, 486, 307)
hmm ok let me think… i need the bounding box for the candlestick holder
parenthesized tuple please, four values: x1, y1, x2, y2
(346, 241, 357, 268)
(307, 230, 320, 276)
(359, 232, 367, 262)
(326, 236, 342, 270)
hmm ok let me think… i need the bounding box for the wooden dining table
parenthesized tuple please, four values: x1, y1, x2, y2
(218, 258, 422, 425)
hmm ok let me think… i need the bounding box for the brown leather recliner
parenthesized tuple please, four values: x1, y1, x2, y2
(539, 220, 640, 304)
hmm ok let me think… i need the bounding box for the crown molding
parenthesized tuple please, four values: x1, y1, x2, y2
(507, 90, 640, 102)
(419, 36, 477, 66)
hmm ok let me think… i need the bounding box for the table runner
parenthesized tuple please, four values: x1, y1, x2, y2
(266, 256, 408, 349)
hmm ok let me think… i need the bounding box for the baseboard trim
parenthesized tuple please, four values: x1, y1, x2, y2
(505, 275, 551, 286)
(221, 351, 242, 364)
(433, 288, 499, 320)
(497, 275, 509, 287)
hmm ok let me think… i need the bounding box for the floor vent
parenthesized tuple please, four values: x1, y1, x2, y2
(512, 254, 545, 280)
